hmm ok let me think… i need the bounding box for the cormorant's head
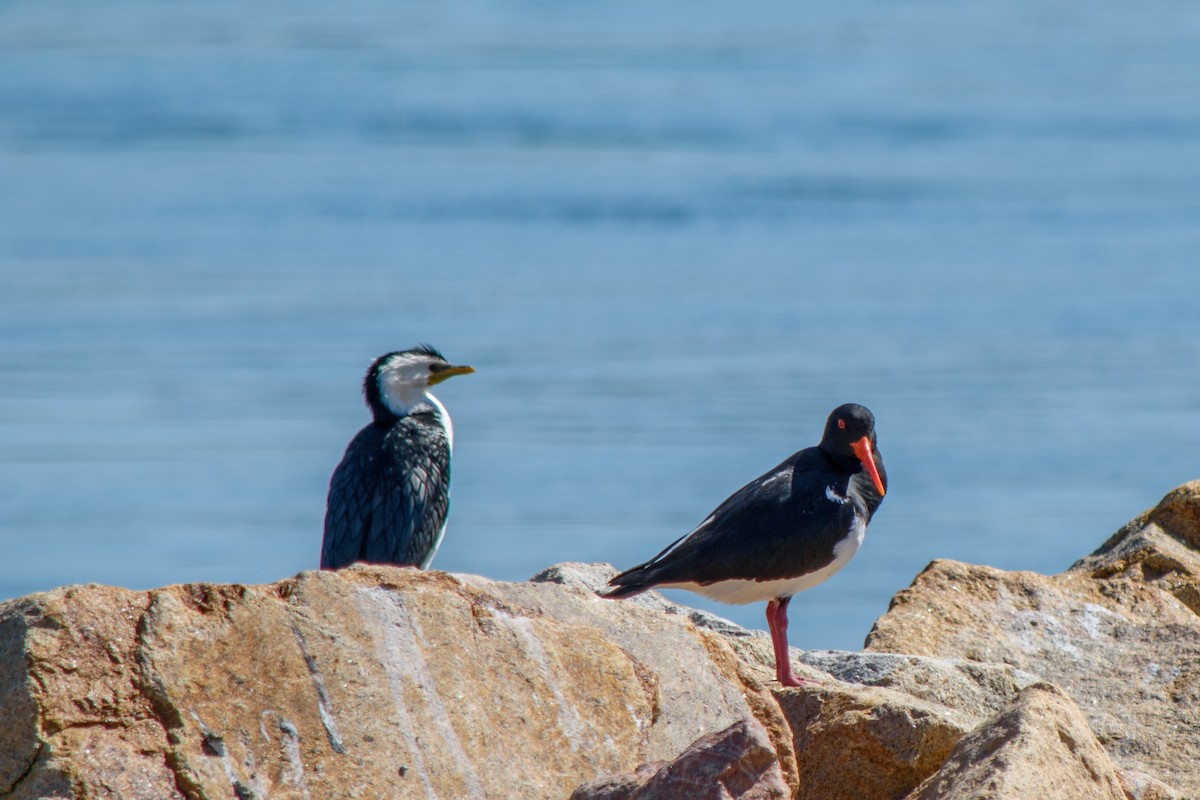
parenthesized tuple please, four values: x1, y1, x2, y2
(364, 345, 474, 422)
(819, 403, 887, 497)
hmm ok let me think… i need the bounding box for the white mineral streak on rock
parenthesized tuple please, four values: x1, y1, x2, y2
(354, 586, 485, 800)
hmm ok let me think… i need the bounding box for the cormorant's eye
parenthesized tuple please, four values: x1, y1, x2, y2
(837, 418, 846, 430)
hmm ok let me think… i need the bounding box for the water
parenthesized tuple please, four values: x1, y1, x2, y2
(2, 1, 1199, 650)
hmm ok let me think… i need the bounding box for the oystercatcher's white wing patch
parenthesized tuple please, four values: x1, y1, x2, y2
(825, 485, 848, 504)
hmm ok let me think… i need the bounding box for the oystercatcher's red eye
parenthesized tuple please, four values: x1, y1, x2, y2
(837, 419, 846, 430)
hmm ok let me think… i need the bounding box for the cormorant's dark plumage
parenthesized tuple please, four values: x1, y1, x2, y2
(321, 347, 473, 570)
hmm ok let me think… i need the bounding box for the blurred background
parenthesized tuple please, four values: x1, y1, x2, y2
(2, 1, 1199, 650)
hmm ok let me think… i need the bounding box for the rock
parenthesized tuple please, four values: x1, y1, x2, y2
(1072, 481, 1200, 615)
(867, 482, 1200, 796)
(1117, 769, 1189, 800)
(462, 567, 799, 787)
(6, 481, 1200, 800)
(569, 718, 789, 800)
(772, 678, 978, 800)
(0, 566, 795, 800)
(570, 762, 665, 800)
(1121, 480, 1200, 550)
(0, 606, 48, 795)
(906, 683, 1128, 800)
(796, 650, 1039, 718)
(0, 585, 182, 800)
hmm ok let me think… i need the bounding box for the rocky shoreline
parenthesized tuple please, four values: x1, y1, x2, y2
(2, 482, 1197, 799)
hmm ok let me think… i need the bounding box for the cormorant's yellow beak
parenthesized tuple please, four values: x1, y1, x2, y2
(428, 364, 475, 386)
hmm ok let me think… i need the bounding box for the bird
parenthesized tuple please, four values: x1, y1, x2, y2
(321, 345, 474, 571)
(606, 403, 887, 687)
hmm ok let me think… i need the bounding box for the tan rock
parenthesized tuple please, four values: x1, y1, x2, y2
(1118, 769, 1188, 800)
(0, 565, 793, 800)
(569, 717, 789, 800)
(772, 678, 977, 800)
(906, 683, 1127, 800)
(469, 564, 799, 788)
(0, 585, 179, 800)
(1116, 480, 1200, 550)
(1073, 480, 1200, 615)
(867, 482, 1200, 795)
(8, 480, 1199, 800)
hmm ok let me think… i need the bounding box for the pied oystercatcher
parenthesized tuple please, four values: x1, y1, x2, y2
(607, 402, 887, 686)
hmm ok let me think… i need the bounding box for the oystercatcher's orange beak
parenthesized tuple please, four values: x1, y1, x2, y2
(850, 436, 886, 496)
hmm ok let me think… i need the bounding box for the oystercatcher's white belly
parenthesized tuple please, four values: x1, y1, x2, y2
(658, 515, 867, 605)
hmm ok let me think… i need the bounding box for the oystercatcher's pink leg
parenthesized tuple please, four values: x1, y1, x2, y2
(767, 597, 816, 687)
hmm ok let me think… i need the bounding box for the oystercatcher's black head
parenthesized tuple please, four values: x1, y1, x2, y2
(819, 403, 887, 496)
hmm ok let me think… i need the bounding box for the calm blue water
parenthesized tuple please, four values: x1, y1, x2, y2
(3, 1, 1199, 650)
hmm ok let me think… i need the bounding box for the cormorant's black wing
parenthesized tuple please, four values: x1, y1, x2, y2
(322, 424, 384, 569)
(609, 446, 860, 592)
(321, 414, 451, 569)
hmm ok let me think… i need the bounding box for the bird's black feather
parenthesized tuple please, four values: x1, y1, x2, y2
(321, 411, 450, 569)
(410, 343, 447, 361)
(608, 402, 887, 597)
(609, 449, 857, 589)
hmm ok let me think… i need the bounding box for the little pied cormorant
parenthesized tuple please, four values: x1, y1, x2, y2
(321, 345, 474, 570)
